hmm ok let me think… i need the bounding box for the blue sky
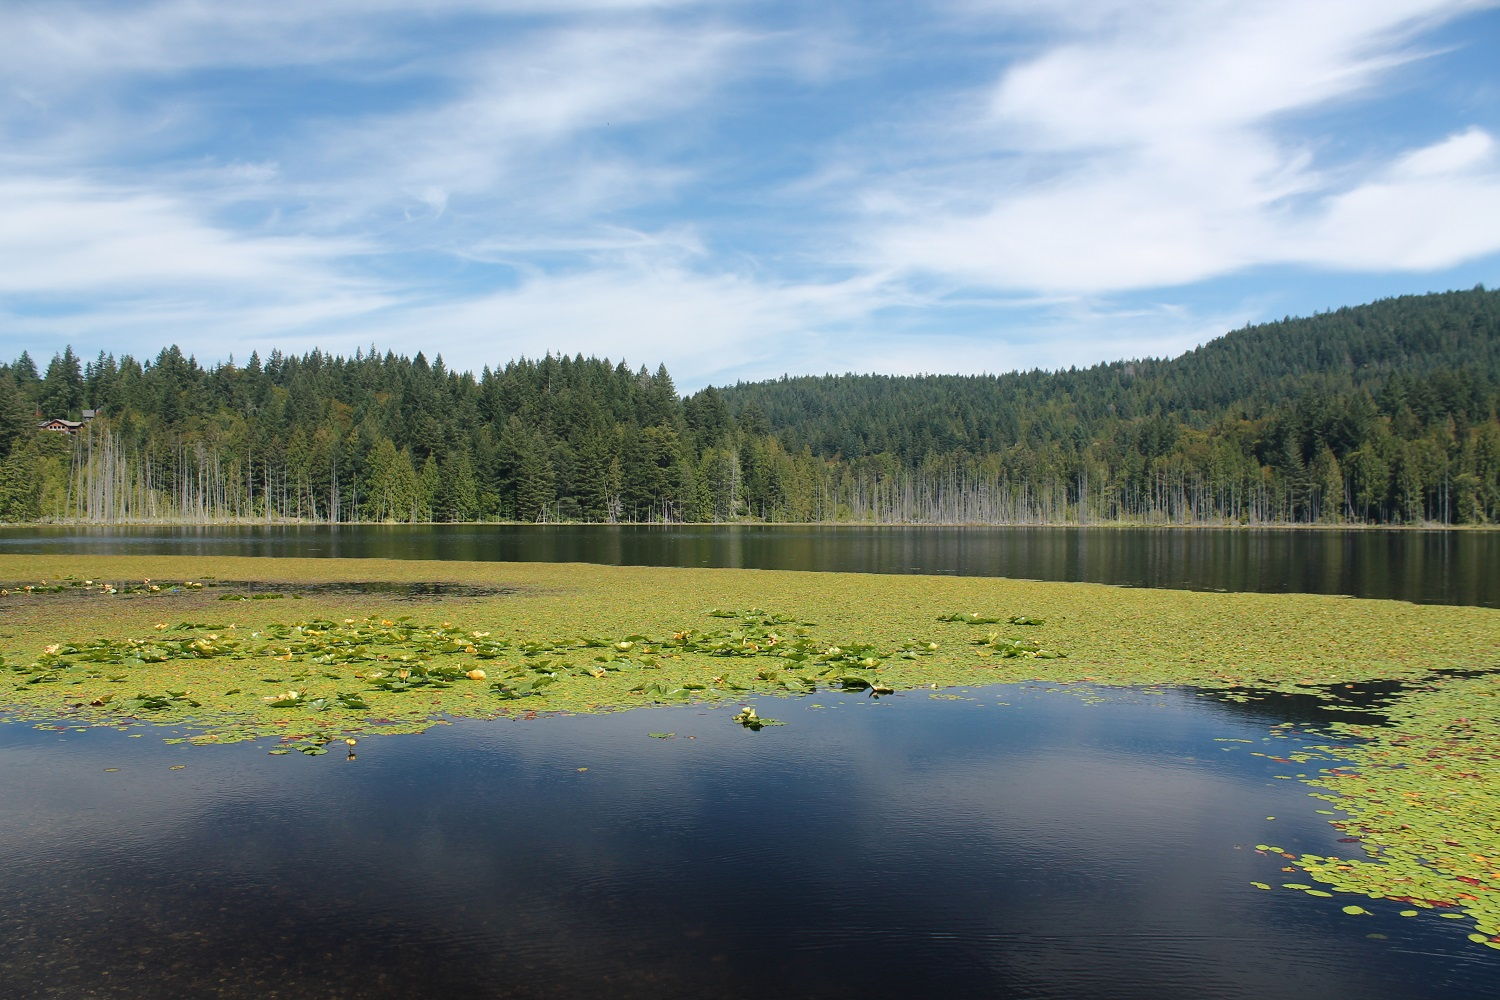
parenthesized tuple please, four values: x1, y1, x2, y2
(3, 0, 1499, 390)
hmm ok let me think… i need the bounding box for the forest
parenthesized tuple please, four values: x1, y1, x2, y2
(0, 287, 1497, 526)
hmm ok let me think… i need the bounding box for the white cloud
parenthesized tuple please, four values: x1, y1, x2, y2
(0, 175, 402, 363)
(0, 2, 746, 238)
(983, 0, 1479, 149)
(1296, 129, 1500, 269)
(871, 137, 1286, 292)
(305, 23, 742, 215)
(865, 0, 1500, 294)
(0, 2, 768, 375)
(0, 178, 368, 295)
(1, 0, 1497, 384)
(333, 262, 894, 386)
(1390, 125, 1496, 176)
(0, 1, 711, 82)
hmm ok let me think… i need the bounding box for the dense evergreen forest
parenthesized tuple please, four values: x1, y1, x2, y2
(1, 287, 1497, 525)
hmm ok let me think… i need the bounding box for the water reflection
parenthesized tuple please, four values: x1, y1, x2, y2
(0, 524, 1495, 606)
(0, 687, 1492, 999)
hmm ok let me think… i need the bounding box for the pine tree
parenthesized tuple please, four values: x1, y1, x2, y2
(438, 449, 480, 521)
(366, 437, 419, 521)
(39, 347, 85, 417)
(418, 453, 440, 521)
(0, 376, 34, 457)
(514, 430, 554, 521)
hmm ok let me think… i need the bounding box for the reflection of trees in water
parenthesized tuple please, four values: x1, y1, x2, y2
(228, 580, 517, 601)
(3, 524, 1493, 608)
(0, 578, 518, 606)
(1186, 680, 1411, 729)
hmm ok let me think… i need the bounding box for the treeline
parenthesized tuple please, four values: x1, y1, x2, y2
(0, 287, 1497, 525)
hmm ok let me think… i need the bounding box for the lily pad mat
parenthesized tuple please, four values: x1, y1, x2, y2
(0, 554, 1493, 717)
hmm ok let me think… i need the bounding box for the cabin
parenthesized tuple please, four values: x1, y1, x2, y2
(37, 410, 99, 434)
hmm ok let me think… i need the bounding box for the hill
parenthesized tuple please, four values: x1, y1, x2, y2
(710, 287, 1500, 463)
(1, 288, 1496, 525)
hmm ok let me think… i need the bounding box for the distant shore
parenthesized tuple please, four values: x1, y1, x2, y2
(4, 518, 1496, 530)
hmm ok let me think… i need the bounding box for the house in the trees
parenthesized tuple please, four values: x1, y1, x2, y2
(37, 410, 99, 434)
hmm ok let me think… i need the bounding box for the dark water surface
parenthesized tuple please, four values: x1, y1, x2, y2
(2, 687, 1495, 1000)
(1, 523, 1495, 606)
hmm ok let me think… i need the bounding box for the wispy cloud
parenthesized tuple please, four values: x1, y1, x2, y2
(863, 0, 1500, 294)
(318, 261, 898, 386)
(296, 22, 747, 229)
(0, 178, 369, 295)
(0, 0, 1497, 384)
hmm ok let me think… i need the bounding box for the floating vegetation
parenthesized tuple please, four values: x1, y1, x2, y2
(1283, 675, 1500, 950)
(227, 581, 512, 601)
(267, 735, 337, 756)
(0, 553, 1496, 952)
(976, 633, 1065, 659)
(0, 605, 1055, 744)
(0, 575, 512, 604)
(0, 577, 213, 598)
(937, 612, 1045, 626)
(131, 690, 202, 711)
(732, 706, 782, 730)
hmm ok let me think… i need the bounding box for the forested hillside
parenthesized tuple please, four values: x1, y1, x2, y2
(1, 288, 1497, 525)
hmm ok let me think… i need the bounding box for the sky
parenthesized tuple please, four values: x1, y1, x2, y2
(2, 0, 1499, 390)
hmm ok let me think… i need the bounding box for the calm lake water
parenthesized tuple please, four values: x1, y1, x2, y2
(1, 523, 1495, 606)
(3, 686, 1494, 1000)
(3, 530, 1495, 997)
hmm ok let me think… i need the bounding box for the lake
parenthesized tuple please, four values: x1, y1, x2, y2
(1, 523, 1495, 606)
(3, 685, 1493, 1000)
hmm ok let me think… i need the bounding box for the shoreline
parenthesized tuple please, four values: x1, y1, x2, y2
(3, 519, 1496, 531)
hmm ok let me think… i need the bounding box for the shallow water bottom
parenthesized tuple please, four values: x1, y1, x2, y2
(0, 685, 1494, 999)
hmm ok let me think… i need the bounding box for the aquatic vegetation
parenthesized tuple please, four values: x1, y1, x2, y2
(937, 612, 1045, 626)
(0, 553, 1496, 952)
(732, 706, 782, 730)
(975, 633, 1065, 658)
(1288, 675, 1500, 949)
(0, 576, 212, 598)
(266, 734, 338, 756)
(0, 598, 1050, 748)
(933, 611, 1063, 656)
